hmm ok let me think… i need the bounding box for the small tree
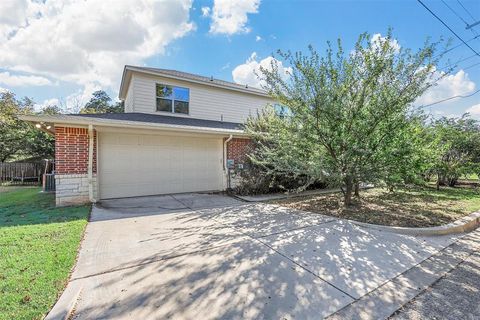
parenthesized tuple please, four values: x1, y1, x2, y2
(247, 31, 443, 206)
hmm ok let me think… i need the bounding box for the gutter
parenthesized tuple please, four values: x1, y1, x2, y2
(87, 124, 96, 203)
(18, 114, 248, 137)
(223, 134, 233, 190)
(223, 134, 233, 171)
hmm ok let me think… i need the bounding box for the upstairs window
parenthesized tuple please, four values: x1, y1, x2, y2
(156, 84, 190, 114)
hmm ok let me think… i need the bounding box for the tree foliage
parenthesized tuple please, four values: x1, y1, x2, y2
(1, 89, 122, 162)
(429, 115, 480, 188)
(0, 92, 56, 162)
(80, 90, 124, 114)
(245, 31, 445, 206)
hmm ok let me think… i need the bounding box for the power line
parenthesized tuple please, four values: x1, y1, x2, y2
(463, 60, 480, 71)
(457, 0, 476, 22)
(434, 34, 480, 58)
(445, 53, 477, 67)
(418, 0, 480, 57)
(441, 0, 470, 25)
(420, 88, 480, 108)
(456, 0, 480, 38)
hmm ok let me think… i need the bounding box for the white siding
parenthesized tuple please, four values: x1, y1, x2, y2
(124, 83, 134, 112)
(129, 73, 273, 123)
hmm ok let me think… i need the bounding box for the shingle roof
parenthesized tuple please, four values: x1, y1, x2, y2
(70, 112, 243, 131)
(120, 66, 268, 99)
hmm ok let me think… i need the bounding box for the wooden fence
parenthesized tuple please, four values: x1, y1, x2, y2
(0, 162, 45, 186)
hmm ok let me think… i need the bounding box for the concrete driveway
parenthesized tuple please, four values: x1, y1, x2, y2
(53, 193, 461, 319)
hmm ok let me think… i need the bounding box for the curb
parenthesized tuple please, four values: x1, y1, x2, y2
(350, 211, 480, 236)
(326, 229, 480, 320)
(44, 281, 82, 320)
(235, 186, 374, 202)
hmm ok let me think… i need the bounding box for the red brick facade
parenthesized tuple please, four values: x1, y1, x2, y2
(226, 138, 253, 165)
(55, 127, 97, 174)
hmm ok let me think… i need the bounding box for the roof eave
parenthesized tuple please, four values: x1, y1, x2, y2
(18, 114, 247, 137)
(118, 66, 130, 100)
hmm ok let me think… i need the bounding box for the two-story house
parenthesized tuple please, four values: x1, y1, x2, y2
(20, 66, 273, 206)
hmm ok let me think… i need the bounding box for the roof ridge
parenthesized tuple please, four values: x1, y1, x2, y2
(125, 65, 266, 94)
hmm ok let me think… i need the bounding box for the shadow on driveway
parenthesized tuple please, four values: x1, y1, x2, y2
(58, 193, 461, 319)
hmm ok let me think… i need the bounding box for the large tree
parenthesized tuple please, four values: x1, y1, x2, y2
(80, 90, 123, 114)
(246, 31, 444, 206)
(0, 92, 57, 162)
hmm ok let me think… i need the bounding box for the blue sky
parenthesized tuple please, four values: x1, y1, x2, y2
(0, 0, 479, 118)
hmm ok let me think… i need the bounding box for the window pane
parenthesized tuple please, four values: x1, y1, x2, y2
(174, 101, 189, 114)
(174, 87, 189, 101)
(157, 98, 172, 112)
(156, 84, 173, 98)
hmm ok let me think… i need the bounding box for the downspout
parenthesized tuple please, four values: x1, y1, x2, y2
(88, 124, 96, 203)
(223, 134, 233, 171)
(223, 134, 233, 189)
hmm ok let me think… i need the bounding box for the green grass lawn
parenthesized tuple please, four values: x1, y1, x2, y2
(274, 184, 480, 228)
(0, 187, 90, 320)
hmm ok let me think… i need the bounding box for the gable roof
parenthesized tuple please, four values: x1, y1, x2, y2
(119, 65, 269, 100)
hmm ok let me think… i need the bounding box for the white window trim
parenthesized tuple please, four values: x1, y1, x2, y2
(155, 83, 190, 115)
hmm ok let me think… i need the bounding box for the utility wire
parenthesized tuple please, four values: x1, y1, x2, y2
(457, 0, 477, 21)
(463, 60, 480, 71)
(434, 34, 480, 58)
(441, 0, 470, 25)
(418, 0, 480, 57)
(455, 0, 480, 38)
(420, 88, 480, 108)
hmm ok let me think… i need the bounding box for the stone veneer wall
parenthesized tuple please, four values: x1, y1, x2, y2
(55, 174, 97, 206)
(54, 127, 97, 206)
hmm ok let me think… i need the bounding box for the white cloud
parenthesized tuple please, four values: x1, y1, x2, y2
(63, 83, 102, 113)
(34, 98, 60, 112)
(255, 35, 262, 42)
(0, 71, 52, 86)
(0, 87, 9, 93)
(466, 103, 480, 119)
(208, 0, 260, 35)
(0, 0, 28, 26)
(221, 62, 231, 70)
(370, 33, 401, 53)
(232, 52, 291, 88)
(201, 6, 210, 17)
(0, 0, 194, 95)
(415, 69, 476, 106)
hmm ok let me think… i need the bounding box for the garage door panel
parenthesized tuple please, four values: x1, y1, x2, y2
(99, 132, 224, 199)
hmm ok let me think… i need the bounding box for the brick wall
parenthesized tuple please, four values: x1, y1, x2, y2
(226, 138, 253, 164)
(55, 127, 96, 174)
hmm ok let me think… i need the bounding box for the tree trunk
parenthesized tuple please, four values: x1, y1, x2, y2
(344, 176, 354, 207)
(354, 182, 360, 197)
(448, 177, 457, 187)
(436, 173, 440, 190)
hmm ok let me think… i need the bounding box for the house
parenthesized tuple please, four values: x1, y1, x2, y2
(20, 66, 273, 206)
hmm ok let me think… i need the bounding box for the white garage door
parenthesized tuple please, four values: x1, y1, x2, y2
(98, 132, 224, 199)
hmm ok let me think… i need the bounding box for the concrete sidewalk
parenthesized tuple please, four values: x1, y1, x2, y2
(46, 193, 466, 320)
(390, 231, 480, 320)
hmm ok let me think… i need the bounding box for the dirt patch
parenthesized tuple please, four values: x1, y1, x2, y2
(272, 185, 480, 228)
